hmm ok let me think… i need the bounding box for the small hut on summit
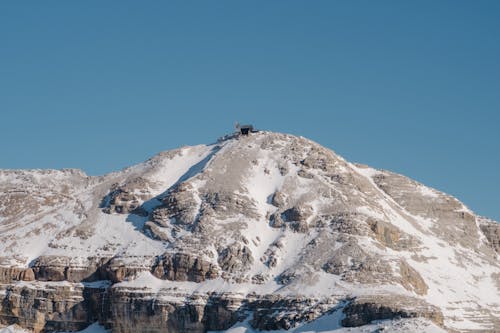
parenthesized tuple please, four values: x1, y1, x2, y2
(235, 123, 257, 136)
(239, 124, 254, 135)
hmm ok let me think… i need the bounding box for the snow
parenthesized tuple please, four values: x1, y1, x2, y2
(211, 311, 447, 333)
(348, 162, 500, 331)
(0, 143, 219, 269)
(0, 325, 31, 333)
(1, 132, 499, 332)
(418, 185, 439, 198)
(145, 144, 217, 196)
(351, 165, 380, 178)
(57, 322, 109, 333)
(115, 271, 281, 297)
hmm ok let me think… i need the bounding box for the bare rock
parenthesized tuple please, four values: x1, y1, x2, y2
(249, 296, 333, 330)
(479, 218, 500, 253)
(323, 240, 393, 284)
(300, 148, 337, 173)
(104, 258, 146, 283)
(0, 283, 107, 333)
(372, 172, 480, 249)
(271, 191, 287, 208)
(31, 256, 109, 282)
(151, 252, 218, 282)
(324, 241, 366, 275)
(327, 213, 369, 236)
(297, 169, 314, 179)
(203, 190, 259, 220)
(218, 243, 254, 274)
(367, 219, 420, 250)
(269, 212, 285, 228)
(283, 205, 313, 222)
(18, 268, 35, 281)
(0, 267, 35, 283)
(143, 221, 172, 241)
(153, 183, 199, 227)
(271, 205, 314, 233)
(399, 260, 428, 296)
(342, 295, 444, 327)
(102, 188, 142, 215)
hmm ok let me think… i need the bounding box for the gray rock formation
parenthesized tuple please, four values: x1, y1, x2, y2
(479, 217, 500, 253)
(341, 295, 444, 327)
(151, 252, 218, 282)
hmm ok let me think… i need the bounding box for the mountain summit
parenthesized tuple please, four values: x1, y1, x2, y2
(0, 131, 499, 332)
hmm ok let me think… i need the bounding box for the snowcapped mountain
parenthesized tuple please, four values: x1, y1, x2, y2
(0, 131, 499, 333)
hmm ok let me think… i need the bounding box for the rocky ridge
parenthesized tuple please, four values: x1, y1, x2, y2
(0, 131, 499, 332)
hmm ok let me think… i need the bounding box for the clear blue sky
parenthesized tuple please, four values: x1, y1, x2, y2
(1, 1, 499, 221)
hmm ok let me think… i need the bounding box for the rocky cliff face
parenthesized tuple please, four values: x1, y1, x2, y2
(0, 131, 499, 332)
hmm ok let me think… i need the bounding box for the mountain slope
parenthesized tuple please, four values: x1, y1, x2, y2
(0, 131, 498, 332)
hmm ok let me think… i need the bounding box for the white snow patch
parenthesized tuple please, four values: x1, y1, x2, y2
(57, 322, 110, 333)
(0, 325, 31, 333)
(211, 310, 446, 333)
(418, 185, 439, 198)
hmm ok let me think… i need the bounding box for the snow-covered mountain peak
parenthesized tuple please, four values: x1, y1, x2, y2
(0, 131, 499, 332)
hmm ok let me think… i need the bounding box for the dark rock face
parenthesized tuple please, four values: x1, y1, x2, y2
(1, 253, 216, 285)
(249, 296, 331, 330)
(341, 296, 444, 327)
(103, 292, 337, 333)
(269, 205, 313, 233)
(0, 282, 444, 333)
(218, 243, 254, 274)
(0, 283, 335, 333)
(31, 256, 110, 283)
(151, 253, 218, 282)
(282, 205, 312, 233)
(0, 283, 106, 333)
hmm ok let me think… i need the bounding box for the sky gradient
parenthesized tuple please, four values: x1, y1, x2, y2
(1, 1, 499, 221)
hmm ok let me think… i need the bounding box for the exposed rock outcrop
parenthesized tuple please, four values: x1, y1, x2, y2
(101, 177, 151, 215)
(249, 296, 339, 330)
(342, 295, 444, 327)
(479, 217, 500, 253)
(31, 256, 109, 282)
(367, 219, 420, 251)
(151, 252, 218, 282)
(323, 240, 393, 284)
(151, 183, 199, 228)
(218, 243, 254, 274)
(398, 260, 428, 296)
(0, 267, 35, 283)
(0, 283, 106, 333)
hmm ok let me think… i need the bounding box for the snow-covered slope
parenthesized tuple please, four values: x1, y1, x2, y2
(0, 131, 498, 333)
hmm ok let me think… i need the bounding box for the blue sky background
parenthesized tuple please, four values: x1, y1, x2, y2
(1, 1, 499, 221)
